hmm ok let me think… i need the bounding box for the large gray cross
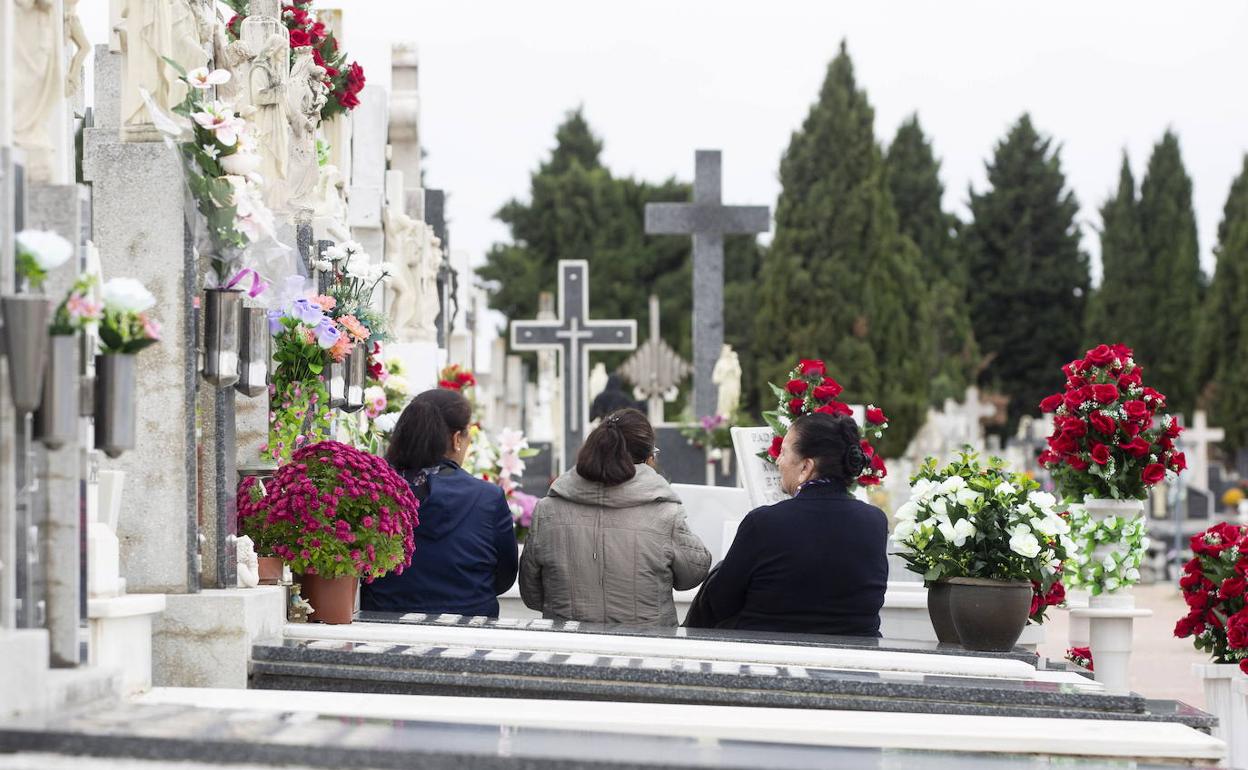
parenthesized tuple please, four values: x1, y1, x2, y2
(510, 260, 637, 471)
(645, 150, 769, 419)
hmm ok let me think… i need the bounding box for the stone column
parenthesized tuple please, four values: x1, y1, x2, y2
(27, 182, 89, 665)
(347, 84, 389, 262)
(82, 45, 198, 595)
(0, 0, 18, 629)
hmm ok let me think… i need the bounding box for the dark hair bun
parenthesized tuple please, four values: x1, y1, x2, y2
(576, 409, 655, 487)
(790, 412, 865, 485)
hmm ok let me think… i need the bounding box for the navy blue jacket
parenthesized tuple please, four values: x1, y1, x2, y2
(361, 460, 519, 617)
(697, 482, 888, 636)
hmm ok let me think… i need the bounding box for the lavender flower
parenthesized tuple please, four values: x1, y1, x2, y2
(314, 318, 341, 349)
(267, 308, 284, 335)
(291, 298, 324, 327)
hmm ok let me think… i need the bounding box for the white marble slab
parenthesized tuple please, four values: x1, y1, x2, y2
(137, 687, 1225, 763)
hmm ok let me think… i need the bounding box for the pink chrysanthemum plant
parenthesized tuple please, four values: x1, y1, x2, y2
(238, 441, 419, 580)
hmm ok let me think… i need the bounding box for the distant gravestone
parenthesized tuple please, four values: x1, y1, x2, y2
(1182, 410, 1224, 493)
(511, 260, 637, 471)
(645, 150, 768, 420)
(618, 295, 690, 424)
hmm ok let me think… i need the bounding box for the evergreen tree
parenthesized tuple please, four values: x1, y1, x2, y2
(480, 108, 764, 418)
(1197, 156, 1248, 451)
(963, 114, 1089, 436)
(755, 42, 936, 456)
(1137, 131, 1203, 416)
(1084, 153, 1148, 347)
(885, 115, 977, 403)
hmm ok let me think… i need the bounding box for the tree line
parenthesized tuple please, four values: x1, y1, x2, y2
(483, 41, 1246, 462)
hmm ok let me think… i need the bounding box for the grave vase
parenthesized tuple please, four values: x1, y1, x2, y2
(235, 306, 270, 397)
(341, 345, 366, 413)
(947, 577, 1032, 652)
(94, 353, 137, 458)
(35, 333, 78, 449)
(925, 581, 960, 644)
(1082, 497, 1146, 609)
(327, 359, 346, 409)
(257, 556, 284, 585)
(1, 294, 52, 413)
(202, 288, 242, 388)
(301, 573, 357, 624)
(1193, 663, 1247, 767)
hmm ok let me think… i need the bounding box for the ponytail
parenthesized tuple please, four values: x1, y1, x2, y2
(386, 388, 472, 471)
(575, 408, 655, 486)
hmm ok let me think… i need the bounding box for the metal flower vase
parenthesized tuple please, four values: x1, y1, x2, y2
(94, 353, 137, 459)
(235, 307, 270, 398)
(1, 295, 52, 413)
(341, 346, 366, 413)
(202, 288, 242, 388)
(327, 359, 346, 409)
(35, 334, 79, 449)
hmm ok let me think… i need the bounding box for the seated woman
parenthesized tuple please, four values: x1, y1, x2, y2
(361, 389, 518, 617)
(689, 413, 888, 636)
(519, 408, 711, 626)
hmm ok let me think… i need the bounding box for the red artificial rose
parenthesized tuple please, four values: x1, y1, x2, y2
(1118, 370, 1142, 390)
(798, 359, 826, 376)
(1039, 394, 1064, 413)
(437, 379, 460, 391)
(308, 21, 327, 41)
(785, 379, 808, 396)
(1091, 383, 1120, 404)
(289, 28, 312, 48)
(1029, 591, 1043, 618)
(1111, 343, 1134, 359)
(1060, 417, 1088, 439)
(1123, 400, 1150, 421)
(768, 435, 783, 459)
(1142, 387, 1166, 408)
(456, 371, 476, 386)
(1141, 462, 1166, 485)
(813, 384, 841, 401)
(1179, 571, 1204, 590)
(1120, 419, 1142, 438)
(871, 454, 887, 476)
(1088, 411, 1115, 435)
(1046, 581, 1066, 605)
(1165, 418, 1183, 439)
(1090, 443, 1111, 465)
(1185, 590, 1211, 610)
(1085, 344, 1115, 367)
(1118, 437, 1151, 458)
(788, 397, 805, 414)
(860, 439, 875, 457)
(1168, 452, 1187, 472)
(816, 401, 853, 417)
(1066, 454, 1090, 472)
(346, 61, 366, 89)
(1227, 611, 1248, 649)
(1241, 660, 1248, 675)
(1064, 387, 1092, 411)
(1038, 449, 1059, 466)
(857, 474, 881, 486)
(866, 406, 887, 425)
(1049, 432, 1076, 454)
(1220, 577, 1247, 600)
(337, 90, 361, 109)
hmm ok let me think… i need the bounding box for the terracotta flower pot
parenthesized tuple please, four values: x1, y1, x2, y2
(926, 581, 960, 644)
(948, 577, 1033, 652)
(257, 556, 284, 585)
(301, 573, 358, 624)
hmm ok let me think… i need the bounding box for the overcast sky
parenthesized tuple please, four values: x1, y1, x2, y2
(82, 1, 1248, 282)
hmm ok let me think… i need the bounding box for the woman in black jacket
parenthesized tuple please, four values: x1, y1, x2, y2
(691, 413, 888, 636)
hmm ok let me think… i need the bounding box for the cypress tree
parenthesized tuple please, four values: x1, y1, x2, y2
(1197, 156, 1248, 451)
(963, 114, 1089, 436)
(885, 115, 977, 404)
(480, 108, 764, 417)
(1137, 131, 1203, 416)
(755, 42, 935, 456)
(1084, 153, 1148, 347)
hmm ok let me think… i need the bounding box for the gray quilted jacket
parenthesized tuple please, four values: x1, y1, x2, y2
(519, 464, 711, 626)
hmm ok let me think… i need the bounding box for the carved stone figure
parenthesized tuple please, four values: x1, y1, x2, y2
(285, 46, 328, 216)
(118, 0, 208, 141)
(235, 535, 259, 588)
(227, 1, 291, 210)
(711, 344, 741, 419)
(14, 0, 63, 179)
(311, 164, 351, 242)
(64, 0, 90, 97)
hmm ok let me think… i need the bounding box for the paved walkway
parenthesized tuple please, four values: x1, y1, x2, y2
(1037, 583, 1209, 708)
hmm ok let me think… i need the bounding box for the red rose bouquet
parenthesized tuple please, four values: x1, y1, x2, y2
(238, 441, 419, 580)
(761, 358, 887, 487)
(1174, 521, 1248, 674)
(226, 1, 365, 121)
(438, 363, 477, 392)
(1038, 343, 1185, 501)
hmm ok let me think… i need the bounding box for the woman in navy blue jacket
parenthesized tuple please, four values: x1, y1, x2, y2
(689, 413, 888, 636)
(361, 389, 518, 617)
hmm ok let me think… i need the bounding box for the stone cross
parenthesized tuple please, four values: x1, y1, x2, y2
(1181, 410, 1224, 492)
(511, 261, 637, 471)
(618, 295, 690, 424)
(645, 150, 768, 419)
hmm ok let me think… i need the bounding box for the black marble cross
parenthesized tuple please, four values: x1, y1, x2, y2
(511, 261, 636, 470)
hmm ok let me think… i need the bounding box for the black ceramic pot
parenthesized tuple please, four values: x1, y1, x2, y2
(926, 580, 960, 644)
(948, 577, 1032, 652)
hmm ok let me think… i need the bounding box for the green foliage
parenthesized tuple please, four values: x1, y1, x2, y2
(1136, 131, 1204, 417)
(480, 108, 764, 418)
(885, 115, 977, 403)
(1198, 155, 1248, 452)
(964, 114, 1089, 436)
(1085, 153, 1149, 348)
(754, 42, 936, 456)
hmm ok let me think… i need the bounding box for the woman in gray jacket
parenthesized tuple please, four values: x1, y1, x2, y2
(519, 409, 711, 626)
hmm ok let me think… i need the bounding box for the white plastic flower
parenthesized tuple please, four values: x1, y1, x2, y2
(1008, 525, 1041, 558)
(910, 479, 938, 501)
(1104, 577, 1121, 592)
(1102, 553, 1117, 571)
(220, 148, 261, 176)
(373, 412, 399, 433)
(929, 496, 948, 516)
(16, 230, 73, 271)
(893, 517, 917, 541)
(894, 500, 918, 522)
(1028, 491, 1057, 511)
(994, 481, 1017, 497)
(954, 487, 981, 507)
(937, 475, 967, 495)
(363, 385, 385, 404)
(191, 100, 243, 146)
(937, 517, 977, 547)
(1124, 567, 1141, 582)
(187, 67, 231, 89)
(324, 244, 348, 262)
(386, 374, 411, 397)
(102, 277, 156, 313)
(497, 427, 529, 455)
(344, 259, 371, 280)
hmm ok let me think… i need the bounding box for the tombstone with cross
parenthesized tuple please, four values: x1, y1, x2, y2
(645, 150, 769, 420)
(511, 261, 637, 471)
(1181, 410, 1224, 493)
(618, 296, 691, 424)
